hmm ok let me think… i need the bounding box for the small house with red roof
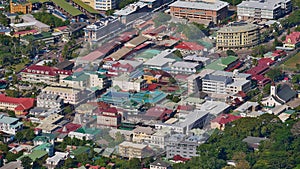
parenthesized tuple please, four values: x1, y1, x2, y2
(13, 29, 37, 37)
(284, 31, 300, 49)
(21, 65, 72, 84)
(175, 41, 205, 56)
(56, 123, 81, 134)
(211, 114, 242, 130)
(0, 94, 34, 116)
(97, 107, 122, 128)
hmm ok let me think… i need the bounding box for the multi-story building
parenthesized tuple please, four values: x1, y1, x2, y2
(97, 107, 122, 128)
(237, 0, 292, 21)
(132, 126, 154, 143)
(0, 114, 23, 135)
(112, 74, 147, 92)
(10, 0, 32, 14)
(114, 2, 150, 24)
(216, 22, 260, 50)
(37, 93, 64, 110)
(165, 134, 203, 159)
(0, 94, 35, 116)
(80, 0, 117, 11)
(119, 141, 153, 159)
(202, 70, 251, 94)
(21, 65, 72, 84)
(169, 0, 229, 25)
(150, 129, 171, 149)
(169, 61, 202, 74)
(187, 74, 201, 95)
(41, 87, 85, 105)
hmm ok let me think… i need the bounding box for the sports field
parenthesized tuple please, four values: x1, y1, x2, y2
(284, 52, 300, 69)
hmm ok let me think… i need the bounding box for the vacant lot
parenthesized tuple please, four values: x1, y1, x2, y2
(284, 52, 300, 69)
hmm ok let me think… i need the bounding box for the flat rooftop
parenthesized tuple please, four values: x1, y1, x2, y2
(237, 0, 291, 10)
(169, 0, 229, 11)
(218, 22, 259, 33)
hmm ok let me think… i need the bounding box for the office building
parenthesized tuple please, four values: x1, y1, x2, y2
(237, 0, 292, 20)
(169, 0, 229, 25)
(217, 22, 260, 50)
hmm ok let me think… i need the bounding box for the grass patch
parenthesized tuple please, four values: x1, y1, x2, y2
(13, 63, 26, 72)
(283, 52, 300, 69)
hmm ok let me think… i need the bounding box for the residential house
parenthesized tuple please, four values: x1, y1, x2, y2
(132, 126, 154, 143)
(33, 143, 54, 156)
(17, 150, 48, 163)
(150, 160, 172, 169)
(33, 134, 55, 146)
(145, 107, 174, 122)
(211, 114, 242, 131)
(262, 84, 297, 107)
(36, 114, 64, 133)
(283, 32, 300, 49)
(46, 152, 69, 169)
(68, 127, 101, 140)
(0, 114, 23, 135)
(0, 94, 34, 116)
(242, 136, 269, 150)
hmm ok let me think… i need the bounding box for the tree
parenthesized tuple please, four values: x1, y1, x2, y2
(105, 9, 115, 16)
(263, 83, 271, 95)
(226, 50, 237, 56)
(173, 50, 183, 58)
(6, 152, 23, 162)
(21, 156, 33, 169)
(153, 12, 171, 27)
(266, 68, 282, 81)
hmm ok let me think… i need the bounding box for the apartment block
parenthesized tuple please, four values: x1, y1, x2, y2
(97, 107, 122, 128)
(41, 87, 85, 105)
(119, 141, 153, 159)
(237, 0, 292, 20)
(169, 0, 229, 25)
(217, 22, 260, 50)
(112, 74, 147, 92)
(132, 126, 154, 143)
(37, 92, 64, 109)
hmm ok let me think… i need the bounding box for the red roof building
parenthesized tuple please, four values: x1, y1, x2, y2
(21, 65, 72, 84)
(97, 107, 121, 128)
(56, 123, 81, 134)
(14, 29, 37, 37)
(284, 31, 300, 49)
(175, 41, 205, 55)
(145, 106, 174, 121)
(211, 114, 242, 130)
(0, 94, 34, 116)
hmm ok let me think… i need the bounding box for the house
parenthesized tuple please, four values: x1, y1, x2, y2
(132, 126, 154, 143)
(33, 134, 55, 146)
(0, 94, 34, 116)
(36, 114, 64, 133)
(107, 60, 143, 77)
(33, 143, 54, 156)
(118, 141, 154, 159)
(211, 114, 242, 131)
(68, 127, 101, 140)
(0, 114, 23, 135)
(174, 41, 205, 56)
(46, 152, 69, 169)
(145, 107, 174, 121)
(262, 84, 297, 107)
(169, 61, 202, 74)
(283, 31, 300, 49)
(17, 150, 48, 163)
(242, 136, 269, 150)
(150, 160, 172, 169)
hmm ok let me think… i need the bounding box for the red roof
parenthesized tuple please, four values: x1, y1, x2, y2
(173, 155, 190, 162)
(211, 114, 242, 124)
(284, 31, 300, 44)
(246, 58, 275, 76)
(145, 106, 172, 118)
(22, 65, 72, 76)
(55, 26, 68, 31)
(0, 94, 34, 112)
(237, 91, 247, 98)
(81, 51, 104, 62)
(175, 41, 204, 51)
(14, 29, 37, 35)
(177, 105, 194, 111)
(56, 123, 81, 134)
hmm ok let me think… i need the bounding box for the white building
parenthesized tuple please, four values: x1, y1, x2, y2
(262, 84, 297, 107)
(68, 131, 95, 140)
(150, 129, 171, 149)
(187, 74, 202, 95)
(237, 0, 292, 20)
(112, 74, 147, 92)
(169, 61, 202, 74)
(144, 49, 176, 70)
(0, 114, 23, 135)
(46, 152, 69, 169)
(37, 92, 63, 109)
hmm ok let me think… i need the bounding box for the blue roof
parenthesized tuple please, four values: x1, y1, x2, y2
(0, 115, 19, 125)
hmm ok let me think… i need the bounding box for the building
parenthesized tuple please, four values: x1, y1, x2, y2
(114, 2, 150, 24)
(0, 114, 23, 135)
(68, 127, 100, 140)
(169, 61, 202, 74)
(119, 141, 153, 159)
(216, 22, 260, 50)
(45, 152, 69, 169)
(41, 87, 86, 105)
(242, 136, 269, 150)
(211, 114, 242, 130)
(183, 54, 211, 66)
(262, 84, 297, 107)
(132, 126, 154, 143)
(165, 134, 204, 159)
(169, 0, 229, 25)
(36, 92, 63, 110)
(112, 74, 147, 92)
(187, 74, 201, 95)
(144, 49, 176, 70)
(81, 0, 117, 11)
(150, 160, 172, 169)
(202, 70, 251, 94)
(174, 41, 205, 56)
(283, 32, 300, 49)
(145, 106, 174, 121)
(10, 0, 32, 14)
(237, 0, 292, 21)
(21, 65, 72, 84)
(33, 134, 55, 146)
(0, 94, 34, 116)
(205, 56, 240, 71)
(150, 129, 171, 149)
(97, 107, 122, 128)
